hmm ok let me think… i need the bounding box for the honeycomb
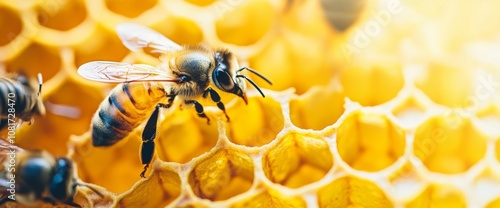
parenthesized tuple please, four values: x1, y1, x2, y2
(2, 0, 500, 207)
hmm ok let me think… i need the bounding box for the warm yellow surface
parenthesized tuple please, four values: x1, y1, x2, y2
(1, 0, 500, 207)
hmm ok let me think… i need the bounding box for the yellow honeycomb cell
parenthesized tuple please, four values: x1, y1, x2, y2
(225, 95, 284, 147)
(337, 111, 405, 171)
(5, 42, 61, 80)
(339, 55, 404, 106)
(36, 0, 87, 31)
(414, 114, 487, 174)
(290, 85, 345, 130)
(0, 5, 22, 46)
(188, 149, 254, 201)
(115, 162, 181, 207)
(1, 0, 500, 207)
(263, 132, 333, 188)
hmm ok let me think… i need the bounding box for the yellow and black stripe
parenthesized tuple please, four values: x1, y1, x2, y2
(91, 82, 167, 146)
(0, 74, 43, 129)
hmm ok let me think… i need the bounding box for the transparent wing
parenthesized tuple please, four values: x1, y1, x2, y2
(0, 139, 23, 165)
(116, 23, 182, 53)
(77, 61, 179, 83)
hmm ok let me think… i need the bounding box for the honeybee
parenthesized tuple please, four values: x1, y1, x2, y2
(0, 140, 103, 207)
(78, 23, 272, 177)
(0, 72, 46, 129)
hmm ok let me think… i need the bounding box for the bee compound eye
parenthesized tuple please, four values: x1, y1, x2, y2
(214, 69, 234, 91)
(50, 158, 73, 200)
(179, 74, 191, 83)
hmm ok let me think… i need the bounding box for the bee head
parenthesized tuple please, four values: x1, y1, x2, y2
(19, 151, 54, 193)
(212, 50, 272, 104)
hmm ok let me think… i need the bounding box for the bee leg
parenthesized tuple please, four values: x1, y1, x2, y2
(203, 87, 230, 122)
(185, 100, 210, 125)
(0, 197, 14, 206)
(140, 103, 171, 178)
(64, 199, 82, 208)
(42, 197, 58, 205)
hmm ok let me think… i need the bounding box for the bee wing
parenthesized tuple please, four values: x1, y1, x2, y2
(77, 61, 179, 83)
(0, 139, 23, 166)
(116, 23, 182, 53)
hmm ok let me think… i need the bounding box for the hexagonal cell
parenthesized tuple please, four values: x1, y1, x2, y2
(214, 0, 275, 46)
(105, 0, 157, 18)
(115, 163, 181, 207)
(15, 76, 105, 156)
(414, 114, 488, 174)
(391, 95, 428, 128)
(5, 42, 61, 81)
(339, 55, 404, 106)
(155, 105, 219, 163)
(263, 132, 333, 188)
(406, 184, 466, 208)
(290, 85, 345, 130)
(73, 24, 129, 68)
(150, 16, 203, 46)
(36, 0, 87, 31)
(184, 0, 217, 7)
(188, 149, 254, 201)
(336, 111, 406, 171)
(317, 176, 393, 207)
(226, 95, 284, 147)
(248, 32, 334, 94)
(70, 132, 145, 193)
(0, 5, 22, 46)
(414, 56, 476, 107)
(230, 190, 306, 208)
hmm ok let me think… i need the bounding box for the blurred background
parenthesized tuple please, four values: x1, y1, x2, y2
(2, 0, 500, 207)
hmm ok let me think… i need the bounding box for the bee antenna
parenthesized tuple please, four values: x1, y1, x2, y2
(236, 75, 266, 98)
(37, 73, 43, 96)
(76, 182, 105, 198)
(237, 67, 273, 85)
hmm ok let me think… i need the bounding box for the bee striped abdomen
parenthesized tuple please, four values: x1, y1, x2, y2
(0, 78, 35, 120)
(92, 82, 166, 146)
